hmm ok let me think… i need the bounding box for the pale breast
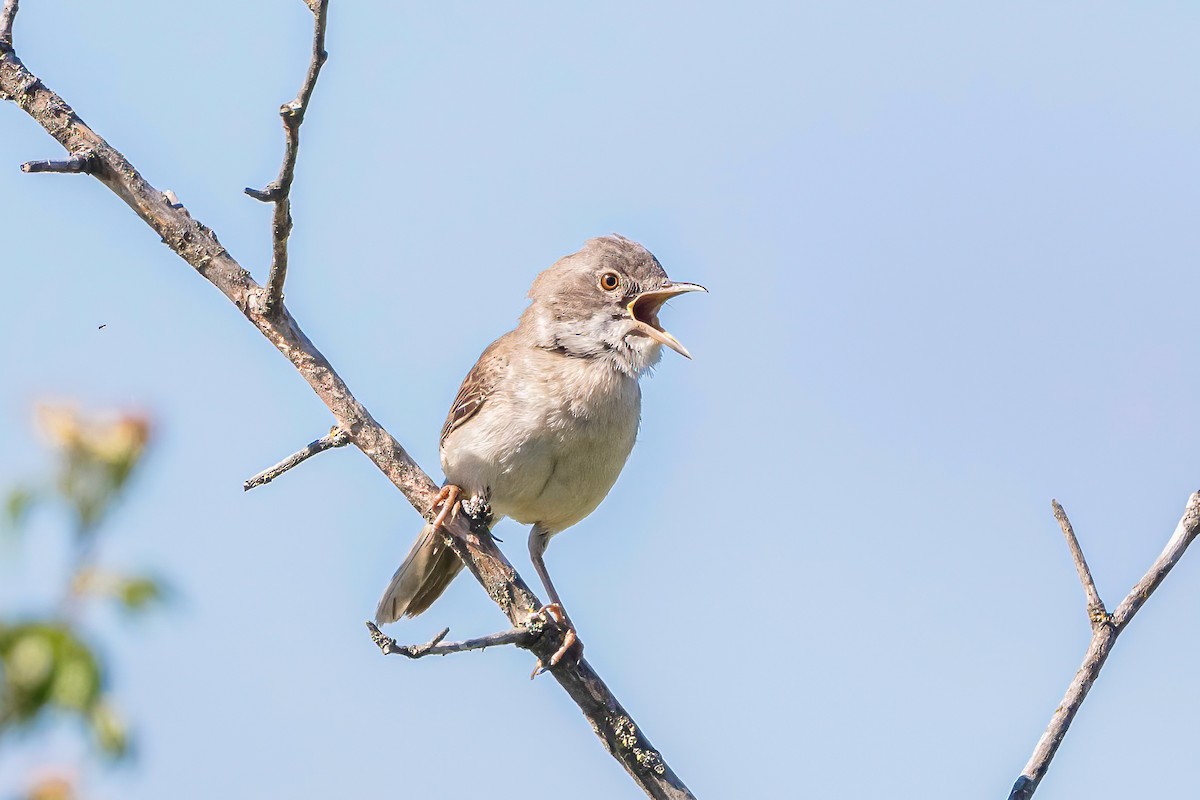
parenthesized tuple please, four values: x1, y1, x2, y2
(441, 349, 641, 534)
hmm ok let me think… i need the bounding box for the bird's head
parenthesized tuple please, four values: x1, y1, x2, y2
(521, 235, 707, 377)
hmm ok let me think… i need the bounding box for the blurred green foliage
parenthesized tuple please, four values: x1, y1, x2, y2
(0, 624, 117, 755)
(1, 406, 163, 795)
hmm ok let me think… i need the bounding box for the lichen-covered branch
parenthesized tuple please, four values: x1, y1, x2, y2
(1008, 491, 1200, 800)
(0, 6, 694, 798)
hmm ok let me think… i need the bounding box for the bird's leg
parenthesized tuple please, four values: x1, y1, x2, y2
(529, 607, 578, 679)
(536, 602, 577, 666)
(528, 527, 582, 677)
(430, 484, 462, 529)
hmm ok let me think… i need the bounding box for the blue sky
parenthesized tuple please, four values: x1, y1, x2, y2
(3, 2, 1200, 797)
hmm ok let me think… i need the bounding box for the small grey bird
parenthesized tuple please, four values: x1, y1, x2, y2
(375, 235, 704, 666)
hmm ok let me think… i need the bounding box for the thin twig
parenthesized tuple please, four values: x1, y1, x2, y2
(1051, 500, 1107, 627)
(366, 622, 533, 658)
(1008, 491, 1200, 800)
(243, 427, 348, 491)
(245, 0, 329, 315)
(1, 13, 694, 799)
(0, 0, 17, 52)
(21, 150, 96, 174)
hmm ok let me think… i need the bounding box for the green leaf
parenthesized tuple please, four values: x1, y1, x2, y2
(6, 629, 55, 690)
(3, 487, 36, 531)
(49, 650, 100, 712)
(116, 576, 165, 612)
(0, 623, 103, 727)
(72, 570, 169, 614)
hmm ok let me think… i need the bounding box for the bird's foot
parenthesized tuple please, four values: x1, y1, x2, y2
(459, 494, 500, 540)
(529, 603, 583, 679)
(430, 484, 462, 529)
(460, 494, 493, 525)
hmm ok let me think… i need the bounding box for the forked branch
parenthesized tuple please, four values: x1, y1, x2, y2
(1008, 492, 1200, 799)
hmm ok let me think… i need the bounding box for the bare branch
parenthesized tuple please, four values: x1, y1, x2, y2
(245, 0, 329, 315)
(21, 150, 96, 174)
(1051, 500, 1107, 627)
(1110, 493, 1200, 630)
(1009, 491, 1200, 800)
(1, 12, 694, 799)
(0, 0, 16, 52)
(243, 427, 348, 491)
(365, 622, 533, 658)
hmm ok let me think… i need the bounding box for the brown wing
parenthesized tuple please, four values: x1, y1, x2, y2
(440, 337, 510, 448)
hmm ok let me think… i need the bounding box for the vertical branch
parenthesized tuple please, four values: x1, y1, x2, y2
(1051, 500, 1107, 627)
(244, 0, 329, 314)
(0, 0, 18, 51)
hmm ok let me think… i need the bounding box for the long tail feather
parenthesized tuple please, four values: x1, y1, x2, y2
(374, 523, 466, 623)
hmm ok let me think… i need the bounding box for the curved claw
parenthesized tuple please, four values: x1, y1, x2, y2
(529, 603, 582, 678)
(538, 602, 567, 625)
(430, 484, 462, 529)
(550, 627, 578, 666)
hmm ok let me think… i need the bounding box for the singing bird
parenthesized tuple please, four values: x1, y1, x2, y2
(375, 235, 705, 667)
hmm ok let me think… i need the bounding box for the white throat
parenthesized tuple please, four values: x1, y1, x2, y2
(524, 309, 663, 378)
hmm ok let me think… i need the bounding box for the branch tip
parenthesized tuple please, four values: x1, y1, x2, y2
(20, 150, 96, 175)
(257, 0, 330, 314)
(244, 184, 279, 203)
(1051, 499, 1105, 626)
(243, 427, 348, 491)
(367, 624, 532, 660)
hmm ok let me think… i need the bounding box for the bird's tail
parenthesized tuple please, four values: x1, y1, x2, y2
(374, 522, 465, 624)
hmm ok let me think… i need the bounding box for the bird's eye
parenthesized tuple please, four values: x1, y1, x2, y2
(599, 272, 621, 291)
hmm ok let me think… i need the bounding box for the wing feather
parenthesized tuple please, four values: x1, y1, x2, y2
(440, 338, 510, 447)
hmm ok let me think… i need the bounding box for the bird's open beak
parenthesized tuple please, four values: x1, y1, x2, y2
(627, 281, 707, 359)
